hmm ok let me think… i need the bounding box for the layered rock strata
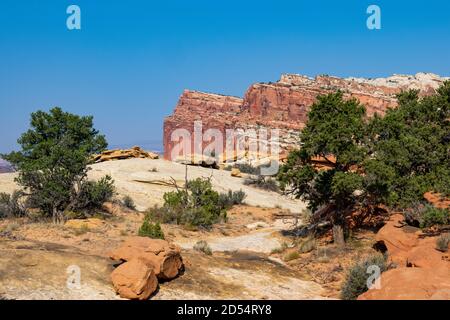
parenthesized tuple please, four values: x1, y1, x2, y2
(164, 73, 448, 161)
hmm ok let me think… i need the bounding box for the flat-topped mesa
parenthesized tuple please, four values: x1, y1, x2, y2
(163, 73, 448, 161)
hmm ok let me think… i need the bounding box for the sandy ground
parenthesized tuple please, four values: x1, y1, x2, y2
(0, 158, 307, 213)
(0, 158, 374, 300)
(0, 204, 331, 300)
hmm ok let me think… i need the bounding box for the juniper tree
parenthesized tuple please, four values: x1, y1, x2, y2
(2, 107, 109, 223)
(278, 92, 367, 245)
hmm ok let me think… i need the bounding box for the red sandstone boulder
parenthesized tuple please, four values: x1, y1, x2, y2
(109, 237, 184, 280)
(375, 214, 419, 266)
(360, 213, 450, 300)
(111, 257, 158, 300)
(358, 267, 450, 300)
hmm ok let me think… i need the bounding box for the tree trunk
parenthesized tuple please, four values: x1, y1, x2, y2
(52, 208, 57, 224)
(332, 223, 345, 247)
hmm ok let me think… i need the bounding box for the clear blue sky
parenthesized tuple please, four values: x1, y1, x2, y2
(1, 0, 449, 153)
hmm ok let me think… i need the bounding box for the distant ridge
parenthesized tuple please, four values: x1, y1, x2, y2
(0, 159, 13, 173)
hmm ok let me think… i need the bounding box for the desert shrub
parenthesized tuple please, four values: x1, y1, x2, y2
(193, 240, 212, 255)
(73, 224, 90, 236)
(298, 237, 317, 253)
(341, 254, 387, 300)
(403, 202, 425, 227)
(420, 206, 449, 228)
(71, 175, 115, 213)
(122, 195, 136, 210)
(138, 218, 165, 239)
(228, 163, 260, 175)
(283, 250, 300, 262)
(271, 242, 289, 254)
(218, 189, 247, 208)
(0, 191, 27, 218)
(148, 178, 231, 228)
(244, 176, 279, 192)
(436, 233, 450, 252)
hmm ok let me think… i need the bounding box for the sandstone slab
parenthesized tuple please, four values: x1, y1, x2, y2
(358, 267, 450, 300)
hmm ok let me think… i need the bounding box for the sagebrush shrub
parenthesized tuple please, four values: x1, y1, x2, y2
(340, 254, 387, 300)
(298, 237, 316, 253)
(284, 251, 300, 262)
(0, 191, 27, 218)
(436, 233, 450, 252)
(122, 195, 136, 210)
(193, 240, 212, 255)
(218, 189, 246, 208)
(244, 176, 279, 192)
(231, 163, 260, 175)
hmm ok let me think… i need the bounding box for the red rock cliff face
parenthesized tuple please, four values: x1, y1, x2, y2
(163, 73, 447, 161)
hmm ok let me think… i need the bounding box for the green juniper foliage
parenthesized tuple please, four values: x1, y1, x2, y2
(367, 84, 450, 207)
(419, 206, 449, 228)
(2, 107, 111, 223)
(278, 92, 367, 243)
(278, 83, 450, 240)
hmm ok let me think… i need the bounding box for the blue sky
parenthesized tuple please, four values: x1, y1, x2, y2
(1, 0, 449, 153)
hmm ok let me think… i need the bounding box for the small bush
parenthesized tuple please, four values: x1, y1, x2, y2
(403, 202, 424, 227)
(73, 175, 115, 213)
(341, 254, 387, 300)
(193, 240, 212, 255)
(73, 224, 90, 236)
(436, 233, 450, 252)
(148, 178, 231, 228)
(226, 163, 260, 175)
(138, 218, 165, 239)
(298, 237, 316, 253)
(271, 242, 288, 254)
(218, 189, 247, 208)
(420, 206, 449, 228)
(0, 191, 27, 218)
(122, 195, 136, 210)
(243, 176, 279, 192)
(284, 250, 300, 262)
(404, 204, 449, 228)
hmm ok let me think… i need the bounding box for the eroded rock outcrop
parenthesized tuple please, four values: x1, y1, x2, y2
(358, 267, 450, 300)
(109, 237, 184, 300)
(164, 73, 448, 161)
(94, 146, 159, 163)
(358, 214, 450, 300)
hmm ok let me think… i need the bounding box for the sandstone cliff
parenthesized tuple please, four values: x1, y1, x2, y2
(163, 73, 448, 161)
